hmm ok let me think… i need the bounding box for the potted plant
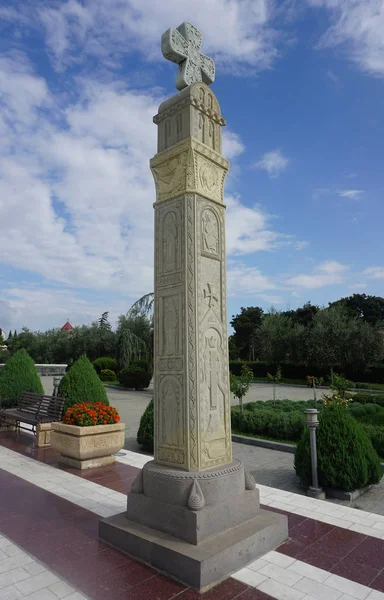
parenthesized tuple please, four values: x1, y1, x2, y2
(51, 402, 125, 469)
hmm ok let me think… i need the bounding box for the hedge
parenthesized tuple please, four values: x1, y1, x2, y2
(229, 361, 384, 384)
(231, 406, 305, 442)
(351, 393, 384, 407)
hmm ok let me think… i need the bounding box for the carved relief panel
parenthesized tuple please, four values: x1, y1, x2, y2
(158, 375, 183, 447)
(156, 201, 183, 287)
(201, 207, 219, 257)
(197, 199, 231, 468)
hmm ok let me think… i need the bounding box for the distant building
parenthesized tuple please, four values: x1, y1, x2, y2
(61, 321, 74, 332)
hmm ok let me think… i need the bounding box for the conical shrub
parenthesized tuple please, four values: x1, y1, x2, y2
(137, 399, 154, 452)
(0, 349, 44, 407)
(58, 355, 109, 412)
(295, 403, 382, 491)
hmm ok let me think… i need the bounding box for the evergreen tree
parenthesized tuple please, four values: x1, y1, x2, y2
(58, 355, 109, 411)
(0, 349, 44, 407)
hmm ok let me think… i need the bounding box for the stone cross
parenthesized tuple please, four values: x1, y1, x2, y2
(161, 22, 215, 91)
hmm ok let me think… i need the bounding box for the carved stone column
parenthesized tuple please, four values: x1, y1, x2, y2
(99, 80, 288, 593)
(151, 82, 231, 472)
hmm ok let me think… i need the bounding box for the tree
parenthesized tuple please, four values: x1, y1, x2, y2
(283, 302, 319, 328)
(116, 295, 154, 371)
(0, 349, 44, 407)
(330, 294, 384, 326)
(257, 310, 306, 365)
(230, 306, 264, 361)
(58, 355, 109, 411)
(230, 364, 253, 416)
(306, 305, 383, 378)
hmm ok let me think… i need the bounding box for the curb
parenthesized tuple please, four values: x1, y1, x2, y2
(324, 485, 372, 502)
(231, 434, 295, 454)
(104, 385, 153, 396)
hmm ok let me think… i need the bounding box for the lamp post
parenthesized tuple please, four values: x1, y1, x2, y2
(305, 409, 325, 500)
(53, 377, 61, 398)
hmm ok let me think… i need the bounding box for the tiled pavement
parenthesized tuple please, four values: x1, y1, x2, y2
(1, 433, 384, 600)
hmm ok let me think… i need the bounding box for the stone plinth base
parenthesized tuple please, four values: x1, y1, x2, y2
(100, 509, 287, 592)
(99, 460, 288, 591)
(59, 455, 116, 470)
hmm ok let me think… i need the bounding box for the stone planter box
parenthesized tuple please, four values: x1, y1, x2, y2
(51, 422, 125, 469)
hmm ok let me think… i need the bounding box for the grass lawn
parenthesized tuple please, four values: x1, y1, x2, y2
(103, 380, 120, 386)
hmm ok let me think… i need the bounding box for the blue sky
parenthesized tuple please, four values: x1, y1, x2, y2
(0, 0, 383, 332)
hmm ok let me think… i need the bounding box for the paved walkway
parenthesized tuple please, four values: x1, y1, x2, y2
(1, 437, 384, 600)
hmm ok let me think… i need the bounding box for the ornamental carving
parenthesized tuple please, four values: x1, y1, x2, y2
(158, 272, 182, 288)
(187, 195, 197, 468)
(152, 150, 189, 201)
(162, 295, 180, 356)
(159, 358, 183, 371)
(158, 447, 185, 465)
(159, 376, 183, 447)
(162, 210, 179, 273)
(202, 208, 219, 256)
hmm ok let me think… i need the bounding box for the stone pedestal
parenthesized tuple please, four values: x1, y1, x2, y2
(100, 80, 288, 591)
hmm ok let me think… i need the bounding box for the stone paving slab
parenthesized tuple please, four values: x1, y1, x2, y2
(2, 440, 384, 600)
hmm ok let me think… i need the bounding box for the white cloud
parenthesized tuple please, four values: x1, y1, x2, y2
(227, 262, 275, 296)
(363, 267, 384, 280)
(253, 149, 289, 178)
(285, 260, 349, 289)
(226, 195, 291, 255)
(2, 0, 289, 74)
(307, 0, 384, 77)
(222, 130, 245, 160)
(0, 287, 129, 332)
(338, 189, 364, 199)
(0, 50, 302, 333)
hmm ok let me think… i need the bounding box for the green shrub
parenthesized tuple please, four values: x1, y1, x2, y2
(99, 369, 117, 382)
(0, 349, 44, 407)
(231, 407, 305, 441)
(131, 360, 153, 378)
(295, 403, 382, 491)
(352, 393, 384, 406)
(349, 404, 366, 418)
(58, 355, 109, 411)
(361, 424, 384, 458)
(118, 367, 151, 390)
(93, 357, 118, 375)
(364, 403, 380, 415)
(137, 399, 154, 451)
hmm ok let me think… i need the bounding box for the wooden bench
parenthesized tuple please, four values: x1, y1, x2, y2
(0, 391, 65, 447)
